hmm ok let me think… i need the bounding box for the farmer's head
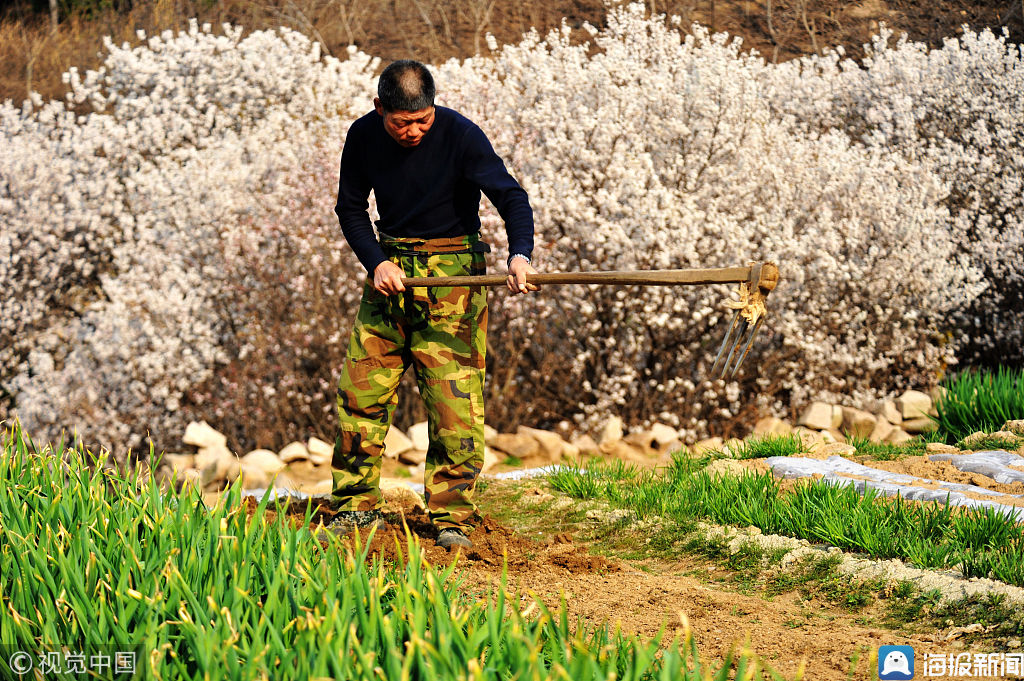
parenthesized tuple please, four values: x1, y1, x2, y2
(374, 60, 436, 148)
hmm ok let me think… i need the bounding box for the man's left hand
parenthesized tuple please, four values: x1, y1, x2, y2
(507, 258, 539, 295)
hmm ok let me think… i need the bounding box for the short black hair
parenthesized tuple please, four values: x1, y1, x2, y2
(377, 60, 435, 112)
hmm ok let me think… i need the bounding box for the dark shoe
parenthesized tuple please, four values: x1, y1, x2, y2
(324, 510, 386, 538)
(436, 528, 473, 550)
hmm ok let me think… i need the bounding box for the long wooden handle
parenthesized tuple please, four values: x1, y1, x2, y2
(402, 265, 764, 288)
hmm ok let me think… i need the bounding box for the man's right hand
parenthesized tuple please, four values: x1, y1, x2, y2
(373, 260, 406, 295)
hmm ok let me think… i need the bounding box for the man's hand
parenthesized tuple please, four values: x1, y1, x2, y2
(507, 257, 539, 295)
(373, 260, 406, 295)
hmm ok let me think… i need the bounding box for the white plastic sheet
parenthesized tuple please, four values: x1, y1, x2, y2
(765, 454, 1024, 521)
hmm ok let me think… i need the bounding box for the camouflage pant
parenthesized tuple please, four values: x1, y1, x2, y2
(331, 233, 487, 531)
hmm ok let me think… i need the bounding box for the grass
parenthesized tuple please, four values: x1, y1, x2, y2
(846, 435, 924, 461)
(472, 476, 1024, 650)
(933, 366, 1024, 443)
(729, 433, 805, 459)
(550, 452, 1024, 587)
(0, 420, 786, 681)
(956, 434, 1024, 451)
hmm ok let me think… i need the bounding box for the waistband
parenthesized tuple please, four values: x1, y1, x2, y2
(378, 231, 489, 254)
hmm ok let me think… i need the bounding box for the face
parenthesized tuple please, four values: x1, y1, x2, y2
(374, 98, 435, 148)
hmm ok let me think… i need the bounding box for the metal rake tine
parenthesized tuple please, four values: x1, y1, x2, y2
(719, 318, 749, 379)
(728, 316, 765, 378)
(710, 309, 742, 376)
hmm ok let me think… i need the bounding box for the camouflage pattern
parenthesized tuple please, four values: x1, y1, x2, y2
(331, 233, 488, 531)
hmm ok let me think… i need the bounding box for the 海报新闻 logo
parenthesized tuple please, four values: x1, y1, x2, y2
(878, 645, 915, 680)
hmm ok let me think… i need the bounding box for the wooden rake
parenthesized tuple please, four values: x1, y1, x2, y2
(403, 262, 780, 379)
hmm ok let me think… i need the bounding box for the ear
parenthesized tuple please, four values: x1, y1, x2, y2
(373, 97, 384, 116)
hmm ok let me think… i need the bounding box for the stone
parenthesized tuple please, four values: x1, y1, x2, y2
(879, 400, 903, 425)
(398, 448, 427, 465)
(655, 439, 684, 457)
(307, 436, 333, 466)
(161, 453, 194, 474)
(489, 433, 539, 460)
(930, 385, 947, 407)
(649, 422, 681, 447)
(691, 437, 724, 455)
(483, 424, 499, 443)
(560, 440, 580, 459)
(518, 426, 566, 460)
(926, 442, 959, 454)
(797, 402, 834, 431)
(195, 444, 234, 472)
(818, 443, 857, 457)
(723, 438, 745, 456)
(885, 428, 914, 445)
(408, 421, 429, 451)
(177, 468, 202, 492)
(902, 417, 937, 434)
(238, 463, 270, 489)
(599, 416, 624, 446)
(241, 449, 287, 474)
(961, 431, 989, 448)
(625, 430, 661, 455)
(841, 407, 877, 439)
(278, 441, 309, 463)
(819, 430, 838, 445)
(570, 434, 601, 455)
(183, 421, 227, 450)
(830, 405, 844, 430)
(481, 446, 501, 473)
(792, 427, 825, 449)
(383, 427, 414, 459)
(270, 472, 302, 494)
(868, 419, 895, 444)
(895, 390, 933, 420)
(600, 439, 652, 463)
(198, 446, 239, 487)
(304, 479, 331, 496)
(752, 417, 792, 437)
(381, 478, 426, 509)
(1003, 420, 1024, 436)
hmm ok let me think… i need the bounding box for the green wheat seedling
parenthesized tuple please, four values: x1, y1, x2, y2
(1, 420, 787, 680)
(548, 458, 639, 499)
(549, 450, 1024, 587)
(730, 433, 806, 460)
(846, 435, 925, 461)
(933, 366, 1024, 443)
(956, 434, 1024, 452)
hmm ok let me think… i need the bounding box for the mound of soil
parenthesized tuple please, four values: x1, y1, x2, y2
(236, 493, 618, 577)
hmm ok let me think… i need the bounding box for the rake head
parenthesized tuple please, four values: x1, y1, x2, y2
(710, 262, 779, 379)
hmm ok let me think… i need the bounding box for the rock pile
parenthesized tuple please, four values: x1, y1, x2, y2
(154, 388, 955, 496)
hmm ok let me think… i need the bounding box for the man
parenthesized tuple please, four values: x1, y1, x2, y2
(329, 59, 537, 550)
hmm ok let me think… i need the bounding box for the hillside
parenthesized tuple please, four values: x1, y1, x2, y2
(2, 0, 1022, 104)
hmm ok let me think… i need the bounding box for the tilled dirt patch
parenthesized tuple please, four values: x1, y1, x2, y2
(237, 493, 618, 576)
(233, 482, 1023, 680)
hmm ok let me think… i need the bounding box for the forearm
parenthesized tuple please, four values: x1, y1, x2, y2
(336, 208, 387, 274)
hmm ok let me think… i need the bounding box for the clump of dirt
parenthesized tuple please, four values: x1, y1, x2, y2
(865, 455, 1024, 495)
(235, 492, 618, 576)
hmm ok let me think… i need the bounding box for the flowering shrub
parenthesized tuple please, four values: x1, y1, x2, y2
(441, 6, 978, 436)
(2, 4, 1018, 453)
(768, 27, 1024, 367)
(2, 21, 377, 454)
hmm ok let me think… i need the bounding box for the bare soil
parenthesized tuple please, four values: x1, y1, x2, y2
(228, 466, 1023, 680)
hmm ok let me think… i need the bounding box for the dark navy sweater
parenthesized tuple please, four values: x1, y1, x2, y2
(335, 106, 535, 274)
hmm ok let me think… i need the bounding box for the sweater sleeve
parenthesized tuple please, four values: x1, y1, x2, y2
(459, 124, 534, 260)
(335, 123, 387, 275)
